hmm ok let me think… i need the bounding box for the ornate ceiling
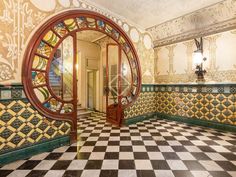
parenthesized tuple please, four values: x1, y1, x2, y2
(85, 0, 223, 29)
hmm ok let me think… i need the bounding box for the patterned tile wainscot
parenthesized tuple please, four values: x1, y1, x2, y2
(0, 84, 71, 157)
(124, 84, 236, 127)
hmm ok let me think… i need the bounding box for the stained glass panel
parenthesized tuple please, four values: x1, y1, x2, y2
(122, 43, 130, 53)
(34, 86, 51, 103)
(36, 41, 53, 58)
(87, 18, 96, 28)
(76, 17, 87, 28)
(43, 30, 60, 46)
(32, 56, 48, 70)
(45, 98, 62, 112)
(111, 29, 119, 40)
(32, 71, 46, 86)
(97, 20, 105, 29)
(60, 103, 73, 113)
(119, 36, 126, 46)
(64, 19, 77, 31)
(53, 22, 68, 37)
(105, 24, 113, 35)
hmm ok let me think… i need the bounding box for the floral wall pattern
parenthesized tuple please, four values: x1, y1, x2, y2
(0, 0, 154, 84)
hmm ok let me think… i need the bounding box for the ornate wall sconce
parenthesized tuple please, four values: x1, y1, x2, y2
(193, 37, 207, 82)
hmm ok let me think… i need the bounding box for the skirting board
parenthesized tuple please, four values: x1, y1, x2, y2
(124, 112, 236, 132)
(0, 135, 70, 166)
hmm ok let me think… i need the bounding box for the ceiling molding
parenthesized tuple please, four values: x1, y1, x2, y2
(83, 0, 146, 31)
(147, 0, 236, 47)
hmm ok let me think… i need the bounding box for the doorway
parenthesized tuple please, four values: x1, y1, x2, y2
(22, 10, 141, 141)
(87, 70, 96, 110)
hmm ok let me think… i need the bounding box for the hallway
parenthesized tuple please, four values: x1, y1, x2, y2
(1, 112, 236, 177)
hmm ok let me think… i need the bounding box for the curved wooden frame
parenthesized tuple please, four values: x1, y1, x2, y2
(22, 10, 142, 142)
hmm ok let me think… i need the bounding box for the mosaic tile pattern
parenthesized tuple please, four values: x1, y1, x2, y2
(124, 92, 157, 119)
(125, 85, 236, 125)
(0, 85, 71, 154)
(0, 112, 236, 177)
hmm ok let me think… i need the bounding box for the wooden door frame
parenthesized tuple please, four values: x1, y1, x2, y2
(22, 10, 142, 142)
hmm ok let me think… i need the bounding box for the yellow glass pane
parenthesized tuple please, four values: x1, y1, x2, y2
(64, 18, 77, 31)
(43, 30, 60, 46)
(32, 56, 48, 70)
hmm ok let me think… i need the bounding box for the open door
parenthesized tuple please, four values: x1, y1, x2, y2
(106, 44, 122, 126)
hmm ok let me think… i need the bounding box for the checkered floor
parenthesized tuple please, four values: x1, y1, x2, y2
(1, 112, 236, 177)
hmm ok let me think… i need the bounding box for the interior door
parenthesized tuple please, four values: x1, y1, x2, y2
(106, 44, 122, 125)
(87, 71, 95, 109)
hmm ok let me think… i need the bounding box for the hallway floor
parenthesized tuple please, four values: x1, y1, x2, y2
(1, 112, 236, 177)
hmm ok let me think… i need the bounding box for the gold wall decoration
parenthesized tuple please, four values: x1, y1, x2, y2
(166, 45, 176, 75)
(0, 0, 155, 84)
(183, 40, 194, 74)
(205, 34, 221, 72)
(155, 30, 236, 84)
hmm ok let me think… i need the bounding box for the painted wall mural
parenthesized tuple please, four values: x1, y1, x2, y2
(0, 0, 154, 84)
(154, 30, 236, 84)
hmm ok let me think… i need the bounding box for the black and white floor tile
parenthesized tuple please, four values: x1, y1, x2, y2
(1, 112, 236, 177)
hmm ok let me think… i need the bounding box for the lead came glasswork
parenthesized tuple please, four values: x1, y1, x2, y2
(53, 22, 68, 37)
(105, 24, 113, 35)
(36, 41, 53, 58)
(64, 19, 77, 31)
(27, 13, 141, 125)
(43, 30, 60, 47)
(76, 17, 87, 28)
(86, 18, 96, 28)
(34, 86, 51, 103)
(47, 98, 62, 112)
(32, 71, 46, 86)
(61, 103, 73, 113)
(97, 20, 105, 29)
(32, 56, 48, 70)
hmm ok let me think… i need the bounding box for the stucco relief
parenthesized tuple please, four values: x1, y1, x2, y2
(166, 45, 176, 75)
(30, 0, 57, 11)
(0, 0, 44, 83)
(148, 0, 236, 47)
(183, 40, 194, 74)
(155, 30, 236, 84)
(135, 39, 154, 84)
(0, 0, 155, 84)
(205, 34, 221, 72)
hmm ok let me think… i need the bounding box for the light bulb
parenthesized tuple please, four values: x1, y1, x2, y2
(193, 51, 203, 65)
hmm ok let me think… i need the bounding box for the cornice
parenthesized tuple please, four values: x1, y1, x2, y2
(147, 0, 236, 47)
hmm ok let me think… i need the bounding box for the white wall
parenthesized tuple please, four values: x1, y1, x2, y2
(77, 40, 100, 109)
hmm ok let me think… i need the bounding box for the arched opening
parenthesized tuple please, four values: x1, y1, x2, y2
(22, 10, 141, 142)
